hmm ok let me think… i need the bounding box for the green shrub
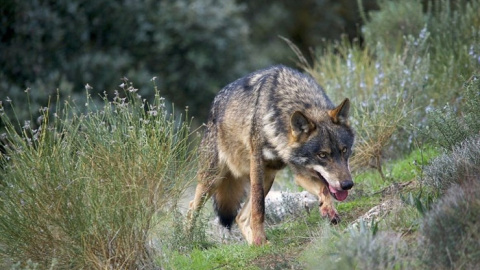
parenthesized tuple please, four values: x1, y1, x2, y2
(427, 76, 480, 150)
(420, 179, 480, 269)
(0, 0, 251, 124)
(423, 76, 480, 193)
(301, 221, 415, 269)
(361, 0, 426, 52)
(361, 0, 480, 102)
(0, 81, 198, 268)
(154, 0, 252, 121)
(426, 0, 480, 99)
(423, 135, 480, 193)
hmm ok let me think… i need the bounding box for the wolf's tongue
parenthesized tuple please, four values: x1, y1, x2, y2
(335, 190, 348, 201)
(329, 186, 348, 201)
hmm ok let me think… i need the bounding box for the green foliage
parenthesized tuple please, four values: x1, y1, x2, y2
(361, 0, 480, 99)
(422, 75, 480, 194)
(401, 191, 435, 217)
(336, 195, 382, 223)
(353, 146, 437, 190)
(423, 135, 480, 193)
(155, 208, 213, 255)
(1, 0, 479, 268)
(0, 82, 197, 268)
(427, 76, 480, 150)
(420, 180, 480, 269)
(243, 0, 378, 66)
(387, 146, 438, 182)
(301, 221, 415, 270)
(162, 244, 270, 270)
(381, 204, 423, 233)
(1, 0, 382, 127)
(0, 0, 251, 124)
(361, 0, 426, 52)
(426, 0, 480, 98)
(158, 205, 325, 269)
(154, 0, 251, 121)
(158, 212, 322, 269)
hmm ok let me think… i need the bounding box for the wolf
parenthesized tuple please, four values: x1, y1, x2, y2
(187, 65, 355, 245)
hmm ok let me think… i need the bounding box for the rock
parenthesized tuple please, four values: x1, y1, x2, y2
(265, 191, 318, 224)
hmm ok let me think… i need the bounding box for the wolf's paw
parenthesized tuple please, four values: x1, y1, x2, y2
(320, 205, 340, 224)
(252, 234, 268, 246)
(329, 213, 341, 224)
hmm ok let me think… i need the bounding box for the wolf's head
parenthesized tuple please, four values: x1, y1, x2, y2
(288, 98, 355, 201)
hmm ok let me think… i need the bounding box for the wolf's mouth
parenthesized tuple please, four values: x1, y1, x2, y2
(316, 172, 348, 201)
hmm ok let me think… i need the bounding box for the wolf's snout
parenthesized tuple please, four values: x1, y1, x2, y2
(340, 180, 354, 190)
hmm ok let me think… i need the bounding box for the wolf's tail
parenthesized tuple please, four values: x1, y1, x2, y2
(212, 177, 246, 229)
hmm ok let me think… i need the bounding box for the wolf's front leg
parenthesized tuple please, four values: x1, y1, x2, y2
(319, 184, 340, 224)
(250, 182, 266, 245)
(248, 150, 268, 245)
(294, 174, 340, 224)
(236, 168, 276, 245)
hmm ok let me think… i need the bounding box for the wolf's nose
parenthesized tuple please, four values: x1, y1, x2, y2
(340, 180, 354, 190)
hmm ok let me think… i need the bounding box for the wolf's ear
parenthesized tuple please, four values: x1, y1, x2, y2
(291, 111, 315, 139)
(328, 98, 350, 124)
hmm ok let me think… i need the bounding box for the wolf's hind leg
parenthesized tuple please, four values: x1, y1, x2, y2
(213, 172, 247, 229)
(187, 180, 213, 232)
(188, 182, 210, 216)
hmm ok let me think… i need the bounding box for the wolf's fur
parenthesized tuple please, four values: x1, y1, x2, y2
(187, 65, 355, 245)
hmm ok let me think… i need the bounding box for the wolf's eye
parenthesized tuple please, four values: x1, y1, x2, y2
(342, 147, 348, 153)
(318, 152, 328, 158)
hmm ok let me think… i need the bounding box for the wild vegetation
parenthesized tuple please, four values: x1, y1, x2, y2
(0, 0, 377, 125)
(1, 0, 479, 269)
(0, 82, 198, 268)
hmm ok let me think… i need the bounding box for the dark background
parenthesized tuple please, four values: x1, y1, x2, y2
(1, 0, 381, 125)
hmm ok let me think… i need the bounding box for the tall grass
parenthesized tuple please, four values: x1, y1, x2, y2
(426, 0, 480, 99)
(0, 80, 198, 268)
(361, 0, 480, 101)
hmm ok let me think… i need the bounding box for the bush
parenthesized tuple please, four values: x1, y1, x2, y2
(361, 0, 480, 102)
(420, 180, 480, 269)
(427, 76, 480, 150)
(426, 0, 480, 99)
(0, 0, 251, 124)
(423, 135, 480, 193)
(154, 0, 251, 122)
(423, 76, 480, 193)
(0, 81, 198, 268)
(361, 0, 426, 52)
(301, 221, 414, 269)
